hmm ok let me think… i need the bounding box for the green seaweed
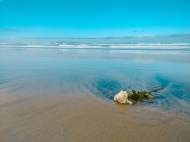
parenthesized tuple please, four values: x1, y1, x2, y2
(128, 87, 164, 103)
(149, 87, 164, 92)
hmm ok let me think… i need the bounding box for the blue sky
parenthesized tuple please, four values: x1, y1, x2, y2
(0, 0, 190, 41)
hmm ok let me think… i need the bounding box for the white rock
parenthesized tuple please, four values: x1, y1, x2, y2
(114, 90, 133, 104)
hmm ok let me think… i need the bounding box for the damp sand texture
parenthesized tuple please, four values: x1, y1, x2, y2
(1, 48, 190, 142)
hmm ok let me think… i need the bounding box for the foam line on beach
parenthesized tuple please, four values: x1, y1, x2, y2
(0, 43, 190, 49)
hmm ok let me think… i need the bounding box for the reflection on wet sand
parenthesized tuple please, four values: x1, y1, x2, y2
(114, 101, 129, 112)
(1, 48, 190, 142)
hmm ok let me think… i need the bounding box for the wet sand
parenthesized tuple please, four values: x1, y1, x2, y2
(1, 48, 190, 142)
(1, 85, 190, 142)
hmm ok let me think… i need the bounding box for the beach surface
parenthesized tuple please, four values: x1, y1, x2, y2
(1, 47, 190, 142)
(1, 87, 190, 142)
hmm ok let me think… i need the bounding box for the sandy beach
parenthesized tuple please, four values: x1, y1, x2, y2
(1, 48, 190, 142)
(1, 82, 190, 142)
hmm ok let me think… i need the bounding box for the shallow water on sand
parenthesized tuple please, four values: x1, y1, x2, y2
(1, 47, 190, 141)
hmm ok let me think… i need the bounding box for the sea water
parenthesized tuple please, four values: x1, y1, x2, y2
(0, 47, 190, 118)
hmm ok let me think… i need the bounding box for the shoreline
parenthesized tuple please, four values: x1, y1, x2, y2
(1, 47, 190, 142)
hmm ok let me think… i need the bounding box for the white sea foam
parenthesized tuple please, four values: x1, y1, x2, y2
(0, 43, 190, 49)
